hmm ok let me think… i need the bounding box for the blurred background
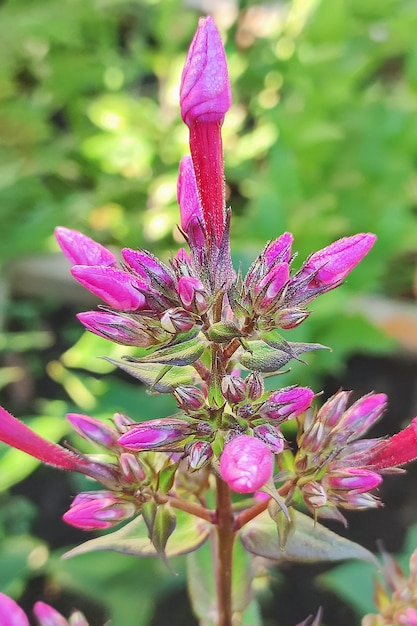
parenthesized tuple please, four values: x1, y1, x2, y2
(1, 0, 417, 624)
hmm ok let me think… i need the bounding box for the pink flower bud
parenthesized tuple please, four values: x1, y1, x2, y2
(33, 602, 67, 626)
(187, 440, 213, 470)
(119, 452, 146, 484)
(55, 226, 117, 267)
(177, 155, 203, 233)
(221, 375, 247, 404)
(160, 307, 196, 333)
(254, 263, 289, 312)
(71, 265, 147, 311)
(275, 308, 310, 330)
(77, 311, 157, 347)
(338, 393, 387, 438)
(246, 372, 265, 401)
(318, 390, 351, 429)
(63, 491, 136, 530)
(113, 412, 136, 433)
(118, 418, 194, 451)
(399, 608, 417, 626)
(302, 481, 328, 509)
(66, 413, 118, 449)
(300, 233, 376, 287)
(174, 385, 206, 412)
(260, 386, 314, 421)
(253, 424, 285, 453)
(177, 276, 208, 313)
(0, 593, 29, 626)
(326, 468, 382, 493)
(219, 435, 273, 493)
(264, 232, 293, 266)
(180, 16, 231, 127)
(121, 248, 175, 289)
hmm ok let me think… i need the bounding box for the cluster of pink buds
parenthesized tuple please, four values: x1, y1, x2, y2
(0, 592, 91, 626)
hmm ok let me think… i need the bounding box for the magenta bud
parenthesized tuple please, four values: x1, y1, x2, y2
(55, 226, 117, 268)
(260, 386, 314, 421)
(160, 307, 196, 333)
(302, 481, 328, 509)
(246, 372, 265, 401)
(121, 248, 175, 289)
(264, 232, 294, 265)
(119, 452, 146, 484)
(219, 435, 274, 493)
(71, 265, 147, 311)
(175, 247, 191, 264)
(63, 491, 136, 530)
(301, 233, 377, 287)
(177, 276, 208, 313)
(0, 593, 29, 626)
(180, 16, 231, 127)
(254, 263, 289, 312)
(317, 390, 351, 429)
(221, 375, 247, 404)
(276, 308, 310, 330)
(66, 413, 118, 449)
(327, 468, 382, 493)
(178, 155, 203, 233)
(186, 441, 213, 470)
(118, 418, 193, 451)
(253, 424, 284, 453)
(339, 393, 387, 438)
(174, 385, 206, 412)
(33, 602, 67, 626)
(77, 311, 156, 347)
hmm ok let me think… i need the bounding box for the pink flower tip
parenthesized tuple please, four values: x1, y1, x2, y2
(0, 593, 29, 626)
(32, 602, 68, 626)
(55, 226, 117, 267)
(180, 16, 231, 127)
(219, 435, 274, 493)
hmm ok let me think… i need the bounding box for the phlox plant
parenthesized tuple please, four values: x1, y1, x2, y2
(1, 16, 417, 626)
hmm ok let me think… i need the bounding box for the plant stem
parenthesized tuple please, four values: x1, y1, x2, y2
(215, 475, 235, 626)
(156, 493, 215, 524)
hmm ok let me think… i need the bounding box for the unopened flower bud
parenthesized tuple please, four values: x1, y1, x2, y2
(0, 592, 29, 626)
(113, 412, 137, 433)
(174, 385, 206, 412)
(71, 265, 147, 311)
(246, 372, 265, 401)
(302, 481, 328, 509)
(119, 452, 146, 484)
(178, 155, 203, 233)
(63, 491, 136, 530)
(221, 375, 246, 404)
(186, 441, 213, 470)
(254, 263, 289, 313)
(160, 307, 196, 333)
(77, 311, 157, 347)
(318, 390, 351, 429)
(177, 276, 208, 314)
(118, 418, 194, 451)
(326, 468, 382, 493)
(338, 393, 387, 439)
(66, 413, 118, 449)
(33, 602, 69, 626)
(260, 386, 314, 421)
(55, 226, 117, 268)
(253, 423, 284, 453)
(219, 434, 273, 493)
(276, 308, 310, 330)
(264, 232, 294, 266)
(121, 248, 175, 289)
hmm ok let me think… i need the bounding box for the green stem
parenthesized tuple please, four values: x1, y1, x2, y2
(215, 475, 235, 626)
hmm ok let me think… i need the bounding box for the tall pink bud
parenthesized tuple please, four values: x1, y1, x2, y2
(219, 435, 273, 493)
(180, 16, 231, 245)
(55, 226, 117, 267)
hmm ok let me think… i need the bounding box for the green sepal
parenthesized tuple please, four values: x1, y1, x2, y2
(102, 359, 195, 392)
(125, 335, 205, 366)
(150, 503, 177, 567)
(157, 462, 178, 494)
(238, 340, 327, 373)
(240, 509, 377, 565)
(268, 499, 295, 550)
(207, 321, 244, 343)
(260, 479, 290, 522)
(63, 509, 210, 559)
(227, 285, 250, 319)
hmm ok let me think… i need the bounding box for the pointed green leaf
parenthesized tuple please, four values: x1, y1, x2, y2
(126, 335, 205, 366)
(268, 499, 295, 550)
(157, 462, 178, 494)
(102, 359, 195, 392)
(63, 509, 210, 559)
(240, 509, 377, 565)
(207, 321, 244, 343)
(151, 504, 176, 564)
(238, 341, 327, 373)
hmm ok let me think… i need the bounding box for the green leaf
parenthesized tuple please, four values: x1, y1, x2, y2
(126, 335, 205, 366)
(238, 340, 326, 373)
(63, 509, 210, 560)
(240, 509, 377, 565)
(150, 504, 176, 565)
(102, 359, 195, 392)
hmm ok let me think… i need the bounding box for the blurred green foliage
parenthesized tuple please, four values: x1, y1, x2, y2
(1, 0, 417, 624)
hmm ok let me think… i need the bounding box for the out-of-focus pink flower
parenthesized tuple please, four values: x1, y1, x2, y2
(0, 592, 29, 626)
(33, 602, 69, 626)
(219, 435, 273, 493)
